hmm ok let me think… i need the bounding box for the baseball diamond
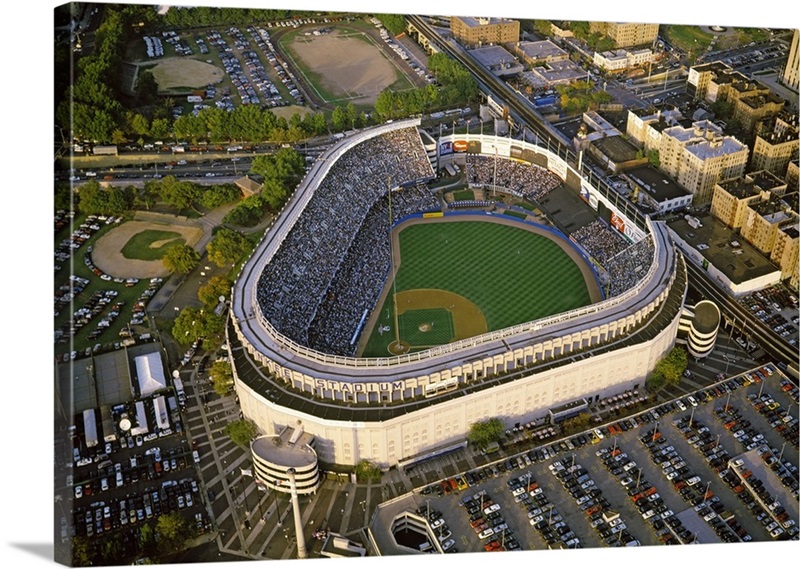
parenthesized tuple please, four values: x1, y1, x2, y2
(360, 217, 599, 357)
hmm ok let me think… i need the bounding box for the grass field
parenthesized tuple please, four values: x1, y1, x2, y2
(361, 220, 593, 357)
(398, 308, 454, 347)
(452, 189, 474, 201)
(120, 229, 185, 261)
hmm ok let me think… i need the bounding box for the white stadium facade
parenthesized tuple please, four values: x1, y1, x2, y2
(230, 118, 687, 468)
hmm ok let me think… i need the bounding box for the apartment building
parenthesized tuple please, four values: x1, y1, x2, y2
(751, 114, 800, 177)
(450, 16, 519, 47)
(626, 108, 683, 151)
(513, 40, 568, 67)
(741, 193, 798, 255)
(588, 21, 659, 49)
(782, 29, 799, 91)
(659, 121, 749, 204)
(593, 48, 654, 72)
(710, 170, 788, 229)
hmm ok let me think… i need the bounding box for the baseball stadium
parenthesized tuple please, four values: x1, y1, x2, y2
(230, 118, 687, 468)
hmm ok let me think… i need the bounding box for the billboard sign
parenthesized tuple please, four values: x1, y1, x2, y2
(610, 212, 625, 234)
(439, 141, 453, 156)
(453, 140, 468, 152)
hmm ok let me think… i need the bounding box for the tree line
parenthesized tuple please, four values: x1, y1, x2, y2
(374, 52, 479, 119)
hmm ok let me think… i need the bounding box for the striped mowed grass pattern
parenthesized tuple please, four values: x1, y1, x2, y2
(394, 220, 591, 332)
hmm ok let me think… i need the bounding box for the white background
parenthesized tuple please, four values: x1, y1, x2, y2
(2, 0, 797, 567)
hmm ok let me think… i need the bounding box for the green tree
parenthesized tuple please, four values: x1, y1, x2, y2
(198, 275, 233, 308)
(648, 346, 688, 392)
(207, 228, 250, 267)
(76, 180, 131, 216)
(136, 69, 159, 103)
(171, 306, 205, 346)
(375, 13, 406, 36)
(156, 175, 200, 211)
(646, 149, 661, 167)
(55, 183, 74, 212)
(71, 536, 92, 567)
(223, 194, 267, 227)
(331, 105, 348, 131)
(138, 521, 156, 555)
(198, 184, 240, 209)
(150, 117, 171, 139)
(467, 418, 504, 449)
(155, 512, 191, 554)
(161, 243, 200, 274)
(210, 360, 234, 396)
(127, 112, 150, 137)
(533, 20, 552, 37)
(224, 419, 258, 447)
(355, 459, 383, 482)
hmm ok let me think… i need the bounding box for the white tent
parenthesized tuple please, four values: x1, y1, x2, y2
(135, 352, 167, 397)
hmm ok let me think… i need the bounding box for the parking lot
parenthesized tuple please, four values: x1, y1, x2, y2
(403, 366, 798, 551)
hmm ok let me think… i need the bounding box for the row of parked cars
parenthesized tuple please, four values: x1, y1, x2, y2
(640, 424, 750, 543)
(413, 506, 456, 552)
(461, 490, 518, 552)
(748, 390, 799, 449)
(74, 476, 203, 539)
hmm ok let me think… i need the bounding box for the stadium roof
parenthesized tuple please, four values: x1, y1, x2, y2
(134, 352, 167, 397)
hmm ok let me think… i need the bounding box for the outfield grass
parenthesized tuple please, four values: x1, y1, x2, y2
(362, 220, 592, 356)
(120, 229, 185, 261)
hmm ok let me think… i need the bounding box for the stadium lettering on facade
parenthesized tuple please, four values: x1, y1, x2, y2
(314, 379, 406, 392)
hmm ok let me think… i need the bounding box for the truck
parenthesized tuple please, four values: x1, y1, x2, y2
(187, 95, 203, 103)
(83, 409, 99, 448)
(92, 145, 118, 156)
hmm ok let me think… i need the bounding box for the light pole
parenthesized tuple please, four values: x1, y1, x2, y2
(778, 442, 787, 463)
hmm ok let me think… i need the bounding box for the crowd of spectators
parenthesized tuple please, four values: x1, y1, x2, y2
(603, 236, 655, 297)
(464, 155, 560, 202)
(308, 184, 439, 355)
(570, 220, 655, 297)
(256, 127, 434, 348)
(570, 219, 629, 266)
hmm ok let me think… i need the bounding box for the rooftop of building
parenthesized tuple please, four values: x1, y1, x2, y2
(693, 300, 721, 335)
(739, 93, 786, 111)
(251, 428, 318, 469)
(453, 16, 517, 28)
(665, 121, 747, 160)
(597, 49, 629, 61)
(668, 215, 779, 284)
(719, 170, 787, 199)
(527, 60, 586, 84)
(625, 165, 692, 202)
(692, 61, 732, 74)
(590, 135, 640, 163)
(470, 45, 518, 67)
(516, 39, 566, 60)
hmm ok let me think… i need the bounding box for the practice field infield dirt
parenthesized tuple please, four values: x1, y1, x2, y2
(149, 57, 225, 90)
(92, 220, 203, 278)
(285, 29, 400, 105)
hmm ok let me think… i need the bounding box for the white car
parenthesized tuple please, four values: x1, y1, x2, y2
(431, 518, 445, 529)
(483, 504, 501, 515)
(478, 528, 494, 539)
(442, 539, 456, 551)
